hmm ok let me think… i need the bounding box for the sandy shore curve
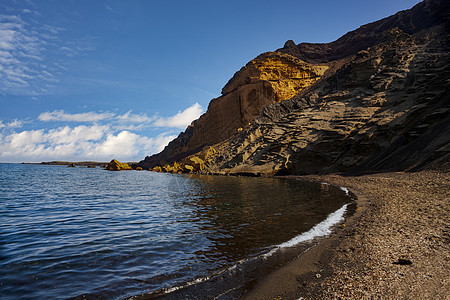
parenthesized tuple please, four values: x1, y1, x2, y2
(244, 171, 449, 299)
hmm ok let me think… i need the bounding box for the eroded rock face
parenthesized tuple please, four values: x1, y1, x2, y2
(205, 24, 449, 175)
(222, 52, 328, 101)
(141, 0, 449, 175)
(278, 0, 449, 63)
(150, 146, 219, 174)
(139, 52, 327, 169)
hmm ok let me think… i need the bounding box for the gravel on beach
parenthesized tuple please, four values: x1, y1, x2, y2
(245, 171, 449, 299)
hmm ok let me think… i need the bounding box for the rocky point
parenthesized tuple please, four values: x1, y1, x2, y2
(138, 0, 449, 176)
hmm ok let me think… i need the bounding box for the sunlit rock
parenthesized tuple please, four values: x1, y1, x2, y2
(105, 159, 132, 171)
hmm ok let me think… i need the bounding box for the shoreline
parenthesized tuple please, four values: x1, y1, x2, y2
(244, 171, 449, 299)
(131, 176, 355, 300)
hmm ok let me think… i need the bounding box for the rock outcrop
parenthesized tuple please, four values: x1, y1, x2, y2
(139, 0, 449, 176)
(150, 146, 219, 174)
(208, 29, 449, 175)
(139, 52, 327, 169)
(278, 0, 449, 63)
(106, 159, 133, 171)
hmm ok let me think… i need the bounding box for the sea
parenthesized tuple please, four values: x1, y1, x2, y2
(0, 163, 355, 299)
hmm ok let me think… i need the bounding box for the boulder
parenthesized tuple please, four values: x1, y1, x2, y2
(151, 166, 163, 172)
(105, 159, 132, 171)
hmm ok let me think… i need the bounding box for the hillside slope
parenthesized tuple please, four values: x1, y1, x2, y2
(139, 52, 327, 169)
(139, 0, 449, 175)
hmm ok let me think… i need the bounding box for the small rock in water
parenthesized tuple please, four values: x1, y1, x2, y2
(393, 258, 412, 265)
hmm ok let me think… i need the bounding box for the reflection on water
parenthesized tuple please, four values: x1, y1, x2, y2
(173, 175, 349, 267)
(0, 164, 352, 299)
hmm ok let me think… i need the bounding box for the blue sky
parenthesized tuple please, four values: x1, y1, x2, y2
(0, 0, 421, 163)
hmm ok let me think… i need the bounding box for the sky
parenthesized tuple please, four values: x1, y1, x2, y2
(0, 0, 422, 163)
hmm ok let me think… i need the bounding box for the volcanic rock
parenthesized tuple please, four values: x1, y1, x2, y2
(106, 159, 133, 171)
(139, 53, 327, 169)
(139, 0, 449, 176)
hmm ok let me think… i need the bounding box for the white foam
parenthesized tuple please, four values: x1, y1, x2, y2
(266, 203, 348, 256)
(164, 275, 211, 294)
(160, 202, 350, 296)
(340, 187, 350, 195)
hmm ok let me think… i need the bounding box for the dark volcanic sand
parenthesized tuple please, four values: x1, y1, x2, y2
(244, 171, 449, 299)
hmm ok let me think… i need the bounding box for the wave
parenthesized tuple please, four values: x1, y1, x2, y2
(340, 186, 350, 195)
(142, 202, 350, 299)
(266, 203, 348, 256)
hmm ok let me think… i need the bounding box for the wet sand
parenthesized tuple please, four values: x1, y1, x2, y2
(244, 171, 449, 299)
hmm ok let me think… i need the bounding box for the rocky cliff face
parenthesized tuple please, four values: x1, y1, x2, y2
(139, 52, 327, 169)
(139, 0, 449, 175)
(278, 0, 449, 63)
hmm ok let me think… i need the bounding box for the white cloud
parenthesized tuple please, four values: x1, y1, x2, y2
(7, 119, 23, 128)
(38, 110, 115, 122)
(40, 24, 65, 35)
(116, 111, 156, 124)
(37, 106, 203, 131)
(153, 102, 204, 129)
(0, 102, 205, 162)
(0, 124, 176, 162)
(0, 14, 49, 94)
(37, 109, 158, 126)
(93, 131, 174, 159)
(0, 118, 23, 129)
(0, 11, 90, 96)
(46, 125, 108, 143)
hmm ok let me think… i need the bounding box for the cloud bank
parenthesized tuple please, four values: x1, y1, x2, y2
(0, 125, 176, 163)
(37, 102, 204, 129)
(0, 103, 204, 162)
(0, 7, 94, 96)
(0, 13, 61, 95)
(38, 110, 116, 122)
(153, 102, 204, 129)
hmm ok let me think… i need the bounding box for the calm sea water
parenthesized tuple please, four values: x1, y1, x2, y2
(0, 163, 353, 299)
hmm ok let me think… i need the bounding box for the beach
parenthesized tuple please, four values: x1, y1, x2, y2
(245, 171, 449, 299)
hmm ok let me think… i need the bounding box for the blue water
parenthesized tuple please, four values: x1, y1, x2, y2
(0, 163, 352, 299)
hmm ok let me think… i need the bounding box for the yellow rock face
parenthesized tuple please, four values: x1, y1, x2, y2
(222, 52, 328, 102)
(152, 166, 163, 172)
(150, 146, 220, 174)
(189, 156, 204, 171)
(164, 53, 328, 161)
(252, 55, 328, 101)
(139, 52, 328, 171)
(105, 159, 132, 171)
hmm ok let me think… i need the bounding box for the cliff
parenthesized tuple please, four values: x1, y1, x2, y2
(139, 52, 327, 169)
(139, 0, 449, 175)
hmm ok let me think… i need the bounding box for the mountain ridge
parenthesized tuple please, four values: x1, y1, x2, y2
(138, 0, 449, 175)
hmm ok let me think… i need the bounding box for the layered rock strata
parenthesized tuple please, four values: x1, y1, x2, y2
(139, 0, 449, 175)
(139, 53, 327, 169)
(207, 27, 449, 175)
